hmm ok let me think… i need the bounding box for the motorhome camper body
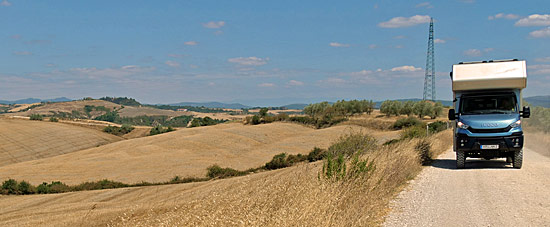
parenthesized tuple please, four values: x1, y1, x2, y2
(448, 60, 530, 169)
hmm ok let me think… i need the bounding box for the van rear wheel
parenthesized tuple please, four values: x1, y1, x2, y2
(456, 151, 466, 169)
(513, 149, 523, 169)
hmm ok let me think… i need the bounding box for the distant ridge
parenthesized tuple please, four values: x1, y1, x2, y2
(524, 95, 550, 108)
(0, 97, 72, 104)
(167, 102, 251, 109)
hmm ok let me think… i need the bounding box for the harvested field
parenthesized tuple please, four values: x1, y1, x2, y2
(0, 130, 451, 227)
(117, 106, 191, 118)
(4, 100, 121, 118)
(0, 118, 122, 167)
(0, 122, 399, 185)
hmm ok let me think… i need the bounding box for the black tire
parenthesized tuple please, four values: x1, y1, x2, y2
(456, 151, 466, 169)
(513, 149, 523, 169)
(506, 157, 513, 163)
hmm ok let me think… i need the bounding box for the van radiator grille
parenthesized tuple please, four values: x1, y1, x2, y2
(468, 126, 511, 133)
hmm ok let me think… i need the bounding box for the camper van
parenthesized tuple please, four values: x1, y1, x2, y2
(448, 59, 530, 169)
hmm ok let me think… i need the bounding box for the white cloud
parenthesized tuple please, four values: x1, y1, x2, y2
(228, 57, 269, 66)
(434, 38, 446, 43)
(394, 45, 404, 49)
(488, 13, 520, 20)
(391, 65, 422, 72)
(378, 15, 431, 28)
(463, 49, 482, 57)
(415, 2, 433, 9)
(258, 83, 275, 87)
(184, 41, 198, 46)
(1, 0, 11, 6)
(329, 42, 350, 47)
(368, 44, 378, 49)
(202, 21, 226, 29)
(515, 14, 550, 26)
(13, 51, 32, 56)
(165, 60, 181, 68)
(535, 57, 550, 63)
(350, 70, 373, 76)
(528, 64, 550, 75)
(529, 27, 550, 38)
(287, 80, 304, 86)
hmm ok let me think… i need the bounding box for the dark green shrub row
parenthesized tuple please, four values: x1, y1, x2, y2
(100, 97, 141, 106)
(29, 114, 43, 121)
(103, 124, 135, 136)
(246, 113, 346, 129)
(189, 117, 227, 128)
(150, 125, 175, 136)
(392, 116, 423, 129)
(49, 117, 59, 122)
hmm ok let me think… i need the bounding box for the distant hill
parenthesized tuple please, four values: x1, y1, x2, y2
(0, 97, 72, 104)
(168, 102, 251, 109)
(281, 103, 308, 110)
(524, 96, 550, 108)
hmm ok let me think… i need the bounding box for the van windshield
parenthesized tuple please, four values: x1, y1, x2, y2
(460, 94, 517, 115)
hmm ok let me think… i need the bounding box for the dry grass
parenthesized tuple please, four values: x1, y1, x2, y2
(0, 118, 122, 167)
(524, 130, 550, 157)
(0, 122, 398, 185)
(0, 130, 451, 227)
(117, 106, 191, 117)
(4, 100, 121, 118)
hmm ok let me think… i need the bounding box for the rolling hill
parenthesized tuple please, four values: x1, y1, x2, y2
(0, 122, 399, 185)
(0, 118, 122, 167)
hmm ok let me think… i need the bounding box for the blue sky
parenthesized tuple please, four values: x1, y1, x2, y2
(1, 0, 549, 105)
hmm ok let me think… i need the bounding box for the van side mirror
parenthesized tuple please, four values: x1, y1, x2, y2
(448, 109, 456, 120)
(521, 106, 530, 118)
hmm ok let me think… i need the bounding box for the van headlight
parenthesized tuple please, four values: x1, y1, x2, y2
(457, 121, 469, 129)
(510, 120, 521, 128)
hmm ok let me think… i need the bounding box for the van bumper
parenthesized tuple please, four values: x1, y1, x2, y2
(455, 132, 523, 158)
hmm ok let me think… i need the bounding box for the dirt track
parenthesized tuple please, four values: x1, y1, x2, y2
(384, 147, 550, 226)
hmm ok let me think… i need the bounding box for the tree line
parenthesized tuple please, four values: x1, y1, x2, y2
(380, 100, 444, 119)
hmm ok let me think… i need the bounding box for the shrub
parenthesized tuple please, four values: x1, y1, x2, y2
(2, 179, 18, 194)
(150, 125, 175, 136)
(73, 179, 129, 191)
(428, 121, 447, 134)
(307, 147, 327, 162)
(265, 153, 291, 170)
(206, 165, 247, 179)
(400, 125, 427, 140)
(36, 182, 50, 194)
(17, 181, 35, 194)
(103, 124, 135, 136)
(29, 114, 43, 121)
(392, 116, 422, 129)
(328, 132, 377, 158)
(415, 139, 432, 165)
(47, 181, 71, 193)
(49, 116, 59, 122)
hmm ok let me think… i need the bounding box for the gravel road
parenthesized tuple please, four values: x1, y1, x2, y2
(384, 147, 550, 227)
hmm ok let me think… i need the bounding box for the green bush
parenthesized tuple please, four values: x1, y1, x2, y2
(393, 116, 422, 129)
(103, 124, 135, 136)
(307, 147, 327, 162)
(73, 179, 129, 191)
(17, 181, 35, 194)
(206, 165, 247, 179)
(29, 114, 43, 121)
(150, 125, 175, 136)
(428, 121, 448, 134)
(415, 139, 432, 165)
(189, 117, 226, 128)
(2, 179, 18, 194)
(49, 116, 59, 122)
(400, 125, 427, 140)
(328, 132, 377, 158)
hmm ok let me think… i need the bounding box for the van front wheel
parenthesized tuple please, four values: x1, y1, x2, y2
(456, 151, 466, 169)
(513, 149, 523, 169)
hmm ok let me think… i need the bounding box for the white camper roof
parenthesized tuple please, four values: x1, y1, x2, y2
(452, 60, 527, 91)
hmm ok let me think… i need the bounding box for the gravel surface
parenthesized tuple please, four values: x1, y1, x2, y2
(384, 147, 550, 227)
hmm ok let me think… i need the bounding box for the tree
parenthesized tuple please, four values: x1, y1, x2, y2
(400, 101, 414, 116)
(431, 102, 444, 119)
(380, 100, 392, 117)
(259, 108, 269, 117)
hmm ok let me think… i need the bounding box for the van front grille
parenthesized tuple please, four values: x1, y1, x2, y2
(468, 126, 511, 133)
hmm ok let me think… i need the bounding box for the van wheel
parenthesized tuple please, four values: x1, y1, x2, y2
(506, 157, 513, 163)
(513, 149, 523, 169)
(456, 151, 466, 169)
